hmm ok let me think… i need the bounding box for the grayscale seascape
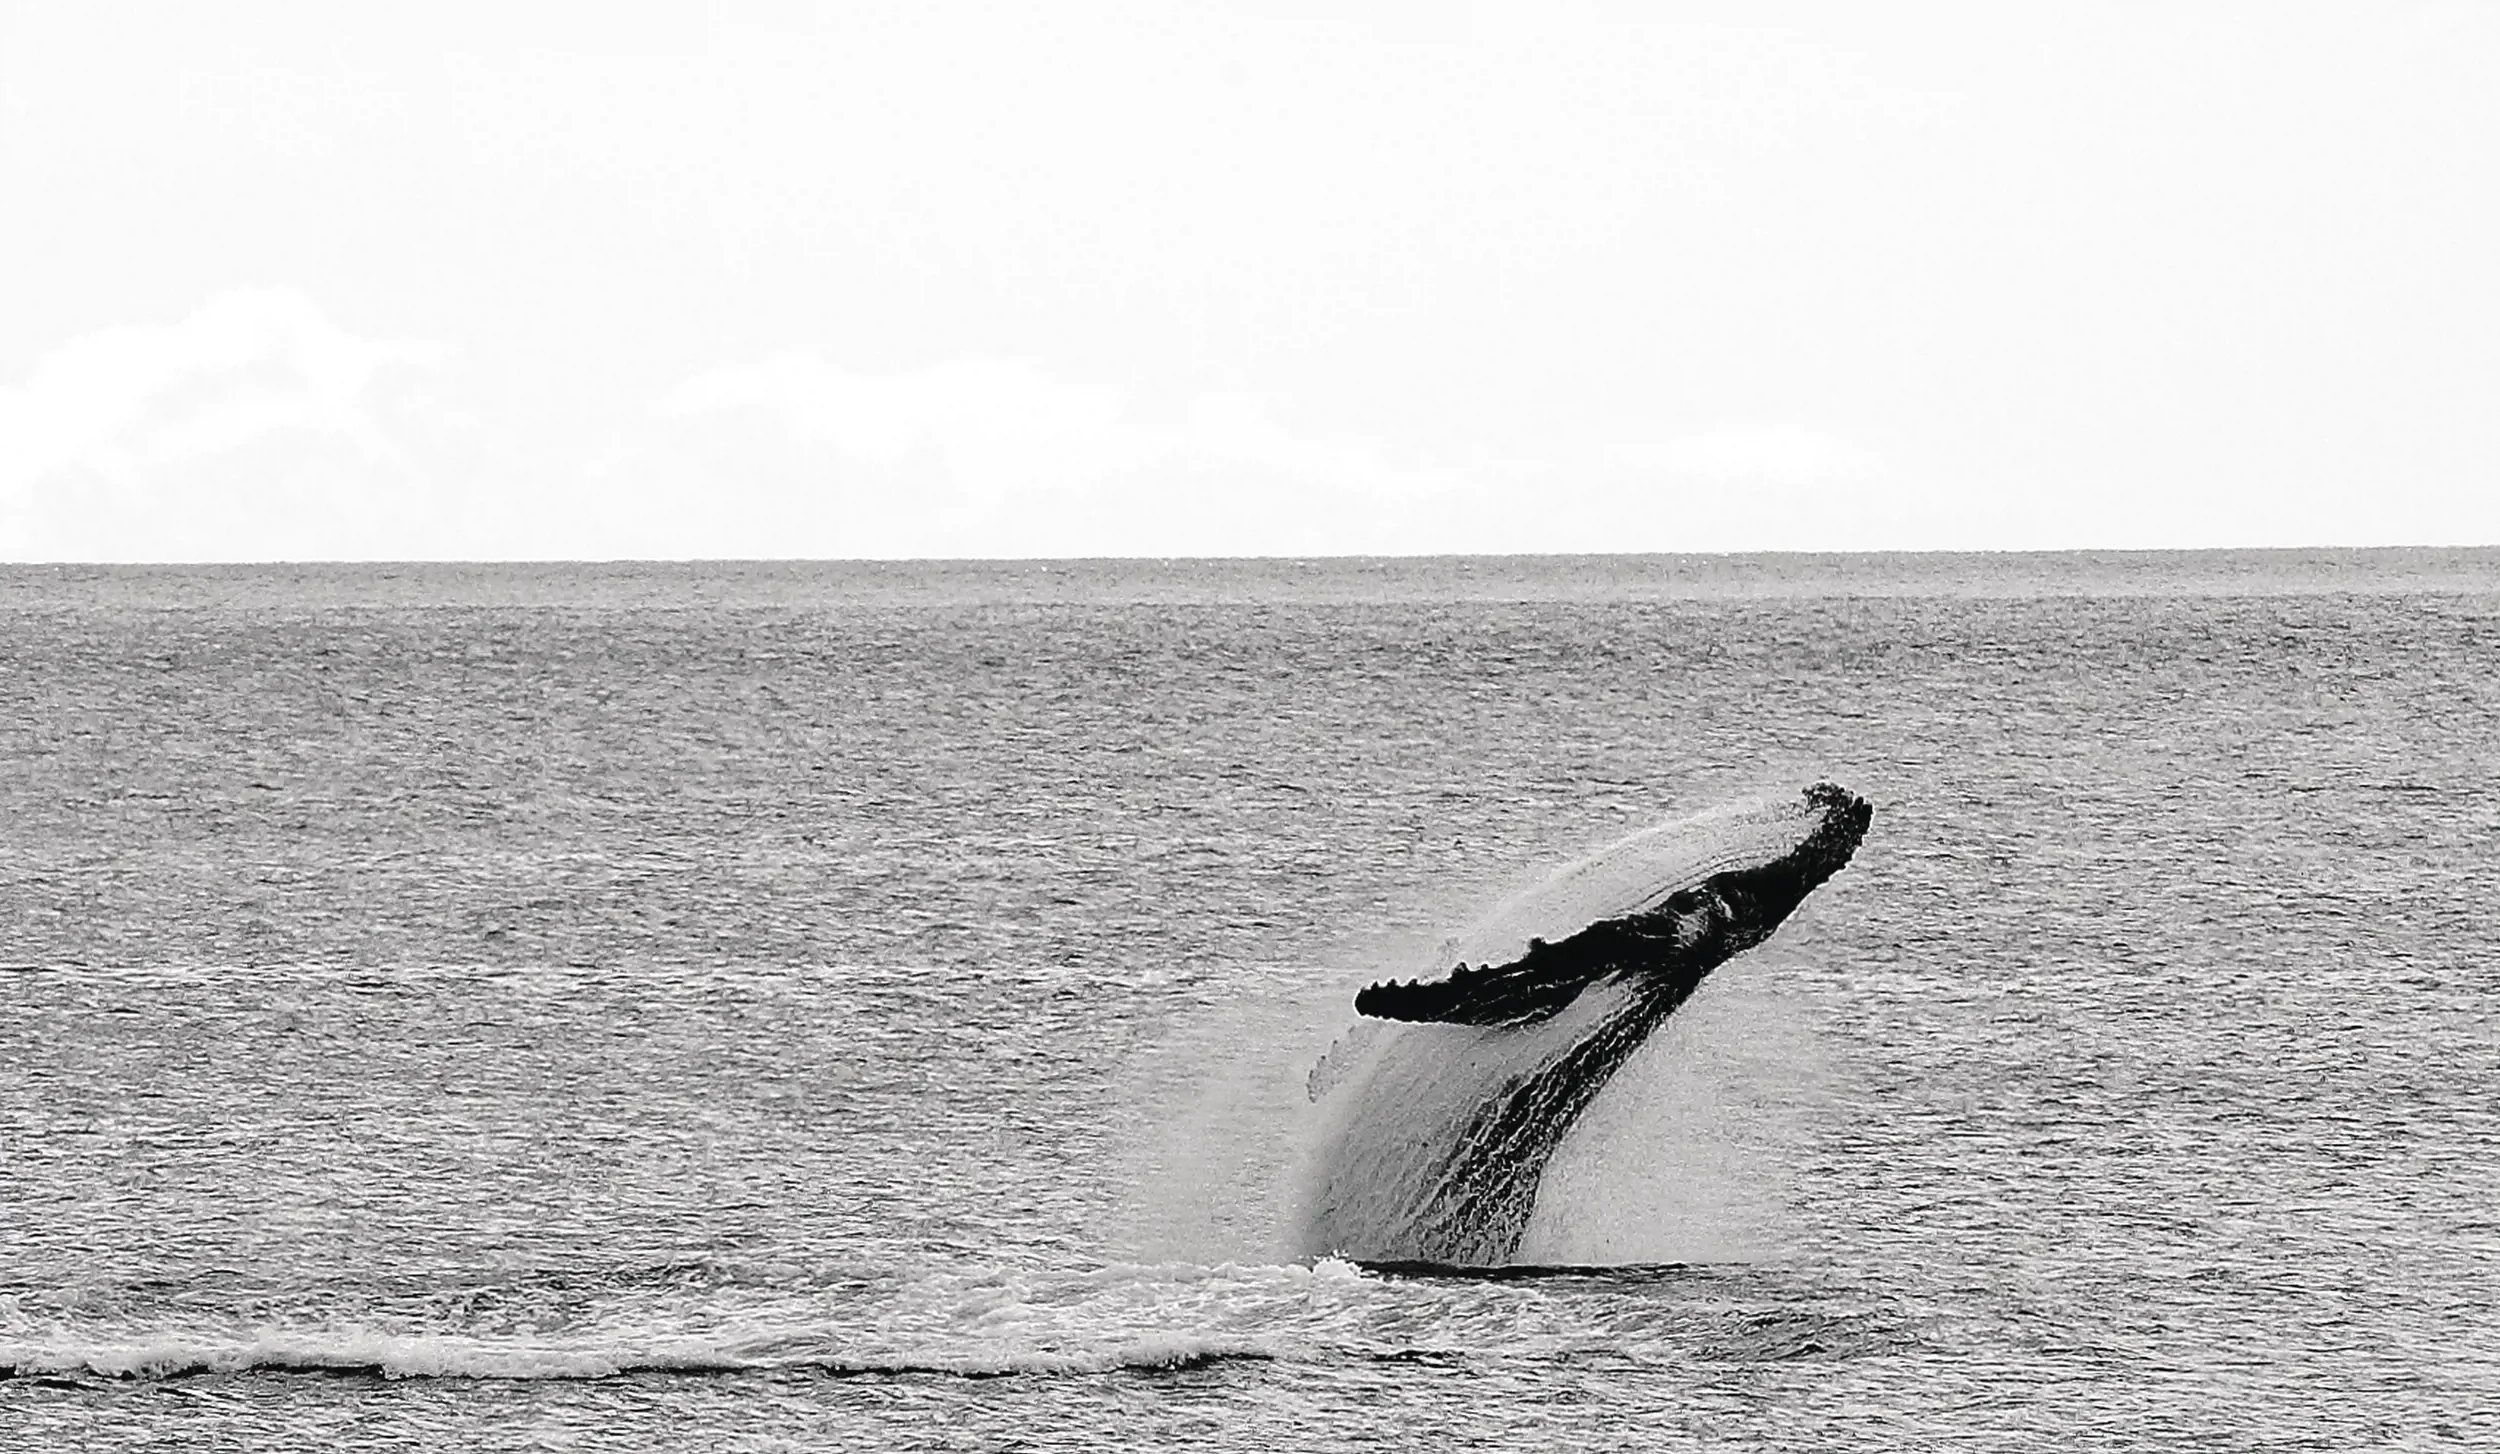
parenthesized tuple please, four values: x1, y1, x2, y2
(5, 549, 2496, 1449)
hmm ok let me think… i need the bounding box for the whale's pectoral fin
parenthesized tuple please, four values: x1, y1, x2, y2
(1354, 917, 1669, 1027)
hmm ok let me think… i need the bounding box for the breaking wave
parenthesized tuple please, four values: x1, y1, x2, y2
(0, 1259, 1373, 1384)
(0, 1252, 1901, 1385)
(0, 1329, 1277, 1382)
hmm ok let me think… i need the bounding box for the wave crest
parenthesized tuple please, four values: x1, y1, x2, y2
(2, 1328, 1280, 1383)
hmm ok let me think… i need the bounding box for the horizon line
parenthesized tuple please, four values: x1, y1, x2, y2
(6, 542, 2499, 570)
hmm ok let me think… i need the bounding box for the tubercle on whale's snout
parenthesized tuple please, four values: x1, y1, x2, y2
(1797, 781, 1874, 878)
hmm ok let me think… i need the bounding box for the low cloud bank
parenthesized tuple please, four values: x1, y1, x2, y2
(15, 294, 2469, 560)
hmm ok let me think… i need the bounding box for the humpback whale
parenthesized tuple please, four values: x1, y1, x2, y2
(1297, 782, 1871, 1267)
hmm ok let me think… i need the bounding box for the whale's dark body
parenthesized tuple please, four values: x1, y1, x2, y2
(1298, 783, 1870, 1266)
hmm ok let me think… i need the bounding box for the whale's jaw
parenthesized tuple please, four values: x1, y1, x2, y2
(1298, 783, 1871, 1267)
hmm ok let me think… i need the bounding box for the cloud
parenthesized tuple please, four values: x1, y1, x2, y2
(649, 354, 1453, 557)
(1571, 419, 1970, 552)
(637, 353, 1990, 558)
(1, 310, 1952, 560)
(0, 288, 453, 560)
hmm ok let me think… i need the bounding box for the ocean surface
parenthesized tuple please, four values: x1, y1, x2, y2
(3, 549, 2496, 1450)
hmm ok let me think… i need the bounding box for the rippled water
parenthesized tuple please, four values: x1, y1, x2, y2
(4, 552, 2496, 1449)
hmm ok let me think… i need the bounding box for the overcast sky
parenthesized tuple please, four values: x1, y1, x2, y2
(2, 1, 2494, 561)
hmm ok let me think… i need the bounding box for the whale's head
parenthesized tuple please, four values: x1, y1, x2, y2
(1354, 782, 1871, 1028)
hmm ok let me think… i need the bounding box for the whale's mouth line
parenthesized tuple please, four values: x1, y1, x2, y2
(1352, 781, 1872, 1029)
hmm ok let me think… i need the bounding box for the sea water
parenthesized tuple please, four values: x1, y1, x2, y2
(2, 551, 2496, 1449)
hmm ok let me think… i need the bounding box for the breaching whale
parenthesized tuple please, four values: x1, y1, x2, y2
(1297, 782, 1871, 1267)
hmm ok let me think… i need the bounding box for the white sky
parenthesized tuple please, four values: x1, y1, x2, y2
(3, 0, 2494, 560)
